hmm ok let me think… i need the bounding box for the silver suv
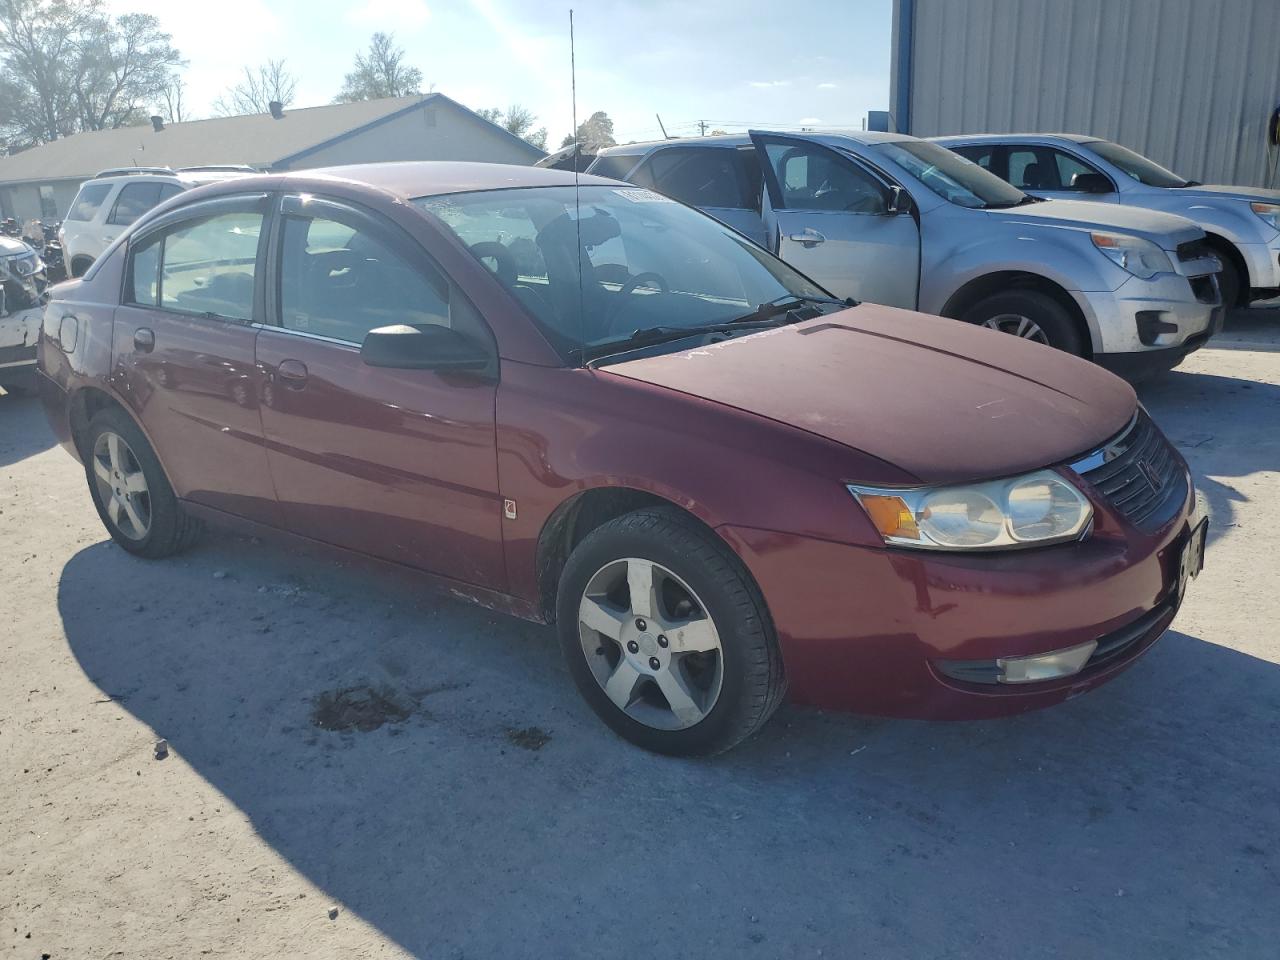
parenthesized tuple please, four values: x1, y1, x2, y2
(934, 134, 1280, 309)
(589, 131, 1223, 378)
(61, 166, 254, 277)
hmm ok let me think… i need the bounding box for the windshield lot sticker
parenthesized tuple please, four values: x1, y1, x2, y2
(613, 188, 673, 203)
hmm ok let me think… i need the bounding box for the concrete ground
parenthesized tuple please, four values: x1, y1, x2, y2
(2, 313, 1278, 959)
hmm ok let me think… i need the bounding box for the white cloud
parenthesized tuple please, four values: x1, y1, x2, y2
(346, 0, 431, 29)
(817, 82, 838, 89)
(748, 80, 790, 89)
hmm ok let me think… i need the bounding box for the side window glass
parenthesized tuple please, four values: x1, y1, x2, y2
(646, 149, 745, 209)
(1052, 150, 1104, 191)
(160, 211, 263, 320)
(108, 182, 165, 226)
(953, 145, 995, 170)
(764, 142, 887, 213)
(279, 212, 451, 344)
(589, 154, 639, 181)
(125, 234, 162, 306)
(1008, 148, 1059, 190)
(66, 182, 112, 221)
(158, 183, 185, 203)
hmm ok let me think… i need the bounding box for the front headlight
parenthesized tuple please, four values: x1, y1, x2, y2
(1250, 201, 1280, 232)
(849, 470, 1093, 551)
(1090, 231, 1175, 279)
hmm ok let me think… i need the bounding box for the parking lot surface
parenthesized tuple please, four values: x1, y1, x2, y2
(2, 314, 1278, 959)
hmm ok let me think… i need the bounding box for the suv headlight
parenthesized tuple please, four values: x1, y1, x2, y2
(1090, 231, 1174, 279)
(849, 470, 1093, 551)
(1249, 201, 1280, 232)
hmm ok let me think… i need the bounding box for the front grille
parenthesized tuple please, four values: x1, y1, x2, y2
(1071, 412, 1187, 534)
(1176, 238, 1214, 262)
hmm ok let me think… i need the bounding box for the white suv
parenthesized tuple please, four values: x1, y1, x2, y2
(61, 166, 254, 277)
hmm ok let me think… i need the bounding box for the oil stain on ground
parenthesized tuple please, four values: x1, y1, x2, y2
(310, 686, 414, 733)
(506, 726, 552, 751)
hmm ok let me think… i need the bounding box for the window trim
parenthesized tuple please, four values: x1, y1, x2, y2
(120, 192, 272, 325)
(264, 192, 499, 369)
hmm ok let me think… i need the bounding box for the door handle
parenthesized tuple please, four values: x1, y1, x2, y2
(276, 359, 308, 389)
(788, 229, 826, 246)
(133, 327, 155, 353)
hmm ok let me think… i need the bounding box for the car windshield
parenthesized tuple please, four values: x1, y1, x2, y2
(415, 185, 832, 362)
(873, 139, 1028, 209)
(1086, 140, 1189, 188)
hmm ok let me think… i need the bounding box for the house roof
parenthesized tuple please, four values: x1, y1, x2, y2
(0, 93, 544, 186)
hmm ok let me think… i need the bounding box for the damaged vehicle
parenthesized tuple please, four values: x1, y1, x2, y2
(0, 235, 48, 394)
(38, 163, 1205, 755)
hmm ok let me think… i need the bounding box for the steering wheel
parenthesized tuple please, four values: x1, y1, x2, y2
(607, 271, 671, 331)
(469, 241, 517, 286)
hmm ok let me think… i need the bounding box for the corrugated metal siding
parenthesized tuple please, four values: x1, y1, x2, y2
(897, 0, 1280, 187)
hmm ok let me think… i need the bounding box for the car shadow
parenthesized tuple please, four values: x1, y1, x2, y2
(0, 389, 54, 467)
(1138, 368, 1280, 544)
(58, 534, 1280, 958)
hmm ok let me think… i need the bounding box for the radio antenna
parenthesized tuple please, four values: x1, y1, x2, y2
(570, 8, 585, 359)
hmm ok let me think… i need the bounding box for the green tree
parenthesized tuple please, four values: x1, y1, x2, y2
(560, 110, 615, 152)
(476, 103, 547, 151)
(72, 11, 182, 130)
(335, 32, 423, 102)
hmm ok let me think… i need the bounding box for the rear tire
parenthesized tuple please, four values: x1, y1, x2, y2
(961, 289, 1085, 355)
(556, 507, 785, 756)
(84, 407, 203, 558)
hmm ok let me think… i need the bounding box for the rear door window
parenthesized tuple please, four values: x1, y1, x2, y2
(108, 182, 167, 225)
(589, 154, 641, 181)
(636, 148, 750, 210)
(66, 182, 113, 222)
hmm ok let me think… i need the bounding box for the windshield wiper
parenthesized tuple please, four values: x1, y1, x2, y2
(987, 195, 1043, 209)
(1175, 180, 1202, 188)
(731, 292, 854, 325)
(573, 319, 785, 365)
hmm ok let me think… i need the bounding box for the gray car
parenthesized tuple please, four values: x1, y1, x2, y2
(934, 133, 1280, 310)
(587, 131, 1223, 378)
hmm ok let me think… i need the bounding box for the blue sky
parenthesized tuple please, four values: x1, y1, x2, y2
(108, 0, 892, 145)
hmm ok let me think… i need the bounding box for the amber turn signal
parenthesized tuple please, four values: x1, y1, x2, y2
(857, 493, 920, 542)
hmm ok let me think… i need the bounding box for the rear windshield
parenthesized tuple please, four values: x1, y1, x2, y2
(1086, 140, 1188, 188)
(873, 140, 1028, 209)
(66, 182, 113, 221)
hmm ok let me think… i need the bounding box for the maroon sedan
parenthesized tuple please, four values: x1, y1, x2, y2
(36, 162, 1206, 755)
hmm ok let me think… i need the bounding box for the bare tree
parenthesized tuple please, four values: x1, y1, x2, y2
(72, 11, 183, 131)
(213, 58, 297, 116)
(159, 74, 186, 123)
(0, 0, 98, 146)
(476, 103, 547, 151)
(335, 32, 423, 102)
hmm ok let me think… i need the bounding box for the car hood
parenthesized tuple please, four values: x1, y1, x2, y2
(0, 236, 32, 257)
(1167, 183, 1280, 205)
(991, 198, 1203, 248)
(605, 305, 1136, 485)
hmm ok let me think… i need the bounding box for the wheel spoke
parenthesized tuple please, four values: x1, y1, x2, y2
(107, 433, 124, 474)
(106, 496, 121, 525)
(665, 616, 719, 654)
(122, 470, 148, 495)
(93, 457, 111, 484)
(1016, 316, 1032, 338)
(626, 559, 658, 620)
(655, 664, 705, 727)
(580, 596, 626, 640)
(120, 497, 146, 534)
(603, 660, 641, 710)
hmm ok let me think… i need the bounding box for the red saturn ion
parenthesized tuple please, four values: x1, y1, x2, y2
(36, 163, 1206, 755)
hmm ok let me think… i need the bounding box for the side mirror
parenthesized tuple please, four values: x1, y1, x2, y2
(887, 185, 913, 214)
(361, 323, 491, 372)
(1071, 172, 1113, 194)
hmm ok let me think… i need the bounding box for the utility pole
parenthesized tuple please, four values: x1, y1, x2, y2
(697, 120, 708, 136)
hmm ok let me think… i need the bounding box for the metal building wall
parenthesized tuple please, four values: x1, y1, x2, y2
(891, 0, 1280, 187)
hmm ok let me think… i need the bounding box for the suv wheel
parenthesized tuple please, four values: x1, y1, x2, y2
(962, 290, 1084, 355)
(556, 507, 785, 755)
(85, 408, 202, 558)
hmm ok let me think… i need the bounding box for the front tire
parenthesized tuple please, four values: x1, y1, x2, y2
(556, 508, 785, 756)
(84, 408, 203, 558)
(961, 290, 1085, 355)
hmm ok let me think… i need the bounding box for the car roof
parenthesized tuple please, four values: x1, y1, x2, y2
(284, 161, 621, 199)
(595, 129, 920, 159)
(931, 133, 1100, 145)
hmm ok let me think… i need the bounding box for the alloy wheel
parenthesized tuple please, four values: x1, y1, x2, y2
(91, 431, 151, 540)
(982, 312, 1050, 344)
(578, 557, 724, 731)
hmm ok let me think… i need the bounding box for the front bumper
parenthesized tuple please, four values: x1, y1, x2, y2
(718, 478, 1197, 720)
(1074, 270, 1220, 356)
(0, 304, 43, 388)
